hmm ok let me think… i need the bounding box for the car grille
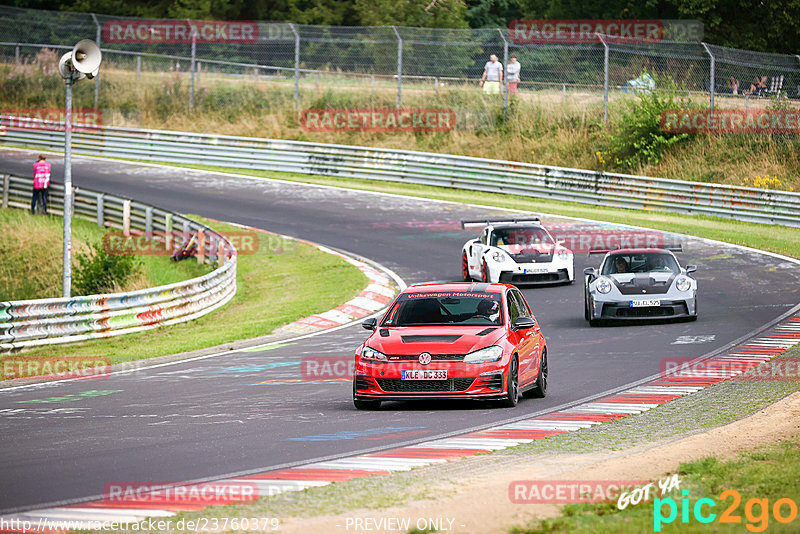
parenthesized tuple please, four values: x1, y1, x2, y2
(355, 376, 378, 390)
(377, 378, 476, 392)
(604, 303, 689, 318)
(500, 270, 568, 283)
(473, 373, 504, 390)
(385, 354, 466, 361)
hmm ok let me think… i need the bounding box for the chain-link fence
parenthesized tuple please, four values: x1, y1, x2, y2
(1, 4, 799, 125)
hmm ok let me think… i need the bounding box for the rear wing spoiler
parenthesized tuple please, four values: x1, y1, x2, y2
(588, 244, 684, 255)
(461, 217, 540, 229)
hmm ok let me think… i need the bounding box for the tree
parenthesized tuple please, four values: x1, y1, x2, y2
(354, 0, 469, 28)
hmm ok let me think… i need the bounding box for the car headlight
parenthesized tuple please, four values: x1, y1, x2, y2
(361, 347, 388, 362)
(596, 277, 613, 294)
(675, 276, 692, 292)
(557, 249, 571, 261)
(491, 250, 507, 262)
(463, 345, 503, 363)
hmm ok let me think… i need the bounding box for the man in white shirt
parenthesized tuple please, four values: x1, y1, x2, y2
(506, 54, 521, 94)
(480, 54, 503, 95)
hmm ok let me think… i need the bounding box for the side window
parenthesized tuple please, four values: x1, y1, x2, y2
(512, 291, 532, 318)
(507, 292, 522, 324)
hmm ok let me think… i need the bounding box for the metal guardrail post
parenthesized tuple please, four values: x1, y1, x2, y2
(701, 42, 715, 110)
(2, 174, 9, 209)
(392, 26, 402, 108)
(165, 213, 173, 251)
(15, 45, 19, 65)
(122, 199, 131, 236)
(288, 23, 300, 105)
(197, 229, 205, 264)
(96, 193, 104, 226)
(145, 206, 153, 237)
(91, 13, 101, 109)
(598, 33, 609, 123)
(498, 29, 509, 111)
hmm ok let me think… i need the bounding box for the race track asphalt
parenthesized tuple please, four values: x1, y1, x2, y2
(1, 150, 799, 512)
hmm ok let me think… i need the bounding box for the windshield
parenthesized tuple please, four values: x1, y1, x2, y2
(602, 253, 680, 275)
(381, 292, 504, 327)
(491, 227, 554, 254)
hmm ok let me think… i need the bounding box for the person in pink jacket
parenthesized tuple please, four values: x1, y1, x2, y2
(32, 154, 51, 215)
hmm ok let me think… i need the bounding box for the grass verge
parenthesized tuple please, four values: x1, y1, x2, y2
(2, 215, 367, 368)
(0, 207, 209, 300)
(512, 439, 800, 533)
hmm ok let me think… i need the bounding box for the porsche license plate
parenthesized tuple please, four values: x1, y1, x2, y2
(630, 299, 661, 307)
(402, 369, 447, 380)
(523, 268, 548, 274)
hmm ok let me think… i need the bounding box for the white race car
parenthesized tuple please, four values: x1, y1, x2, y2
(461, 219, 574, 285)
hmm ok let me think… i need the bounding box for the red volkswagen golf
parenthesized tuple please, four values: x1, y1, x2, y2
(353, 282, 548, 409)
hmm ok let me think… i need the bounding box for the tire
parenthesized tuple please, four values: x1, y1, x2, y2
(353, 381, 381, 410)
(525, 349, 547, 398)
(482, 260, 490, 283)
(354, 398, 381, 410)
(500, 357, 519, 407)
(584, 291, 590, 321)
(462, 252, 472, 281)
(587, 296, 601, 326)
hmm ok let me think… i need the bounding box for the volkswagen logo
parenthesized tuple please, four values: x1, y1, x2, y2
(418, 352, 432, 365)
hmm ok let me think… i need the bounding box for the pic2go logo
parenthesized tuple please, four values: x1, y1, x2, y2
(654, 489, 799, 532)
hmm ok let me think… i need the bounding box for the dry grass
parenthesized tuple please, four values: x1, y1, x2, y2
(2, 59, 799, 191)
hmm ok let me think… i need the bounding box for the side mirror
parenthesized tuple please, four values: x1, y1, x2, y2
(685, 265, 697, 274)
(584, 267, 597, 278)
(512, 316, 536, 330)
(362, 318, 377, 331)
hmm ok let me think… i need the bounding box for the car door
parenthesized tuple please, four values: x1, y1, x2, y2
(510, 289, 542, 387)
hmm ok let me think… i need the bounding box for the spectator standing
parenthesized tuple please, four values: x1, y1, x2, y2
(480, 54, 503, 95)
(31, 154, 51, 215)
(506, 54, 521, 94)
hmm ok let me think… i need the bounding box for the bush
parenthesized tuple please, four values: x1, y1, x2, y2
(605, 77, 699, 170)
(74, 241, 141, 295)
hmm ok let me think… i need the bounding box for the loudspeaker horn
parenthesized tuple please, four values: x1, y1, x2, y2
(71, 39, 102, 75)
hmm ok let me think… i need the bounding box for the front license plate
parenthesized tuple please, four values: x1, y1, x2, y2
(401, 369, 447, 380)
(630, 299, 661, 307)
(523, 268, 548, 274)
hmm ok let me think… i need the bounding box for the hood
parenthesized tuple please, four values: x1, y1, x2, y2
(366, 325, 505, 359)
(498, 243, 555, 263)
(609, 272, 675, 295)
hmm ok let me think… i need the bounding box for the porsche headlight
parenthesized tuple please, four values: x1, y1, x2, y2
(463, 345, 503, 363)
(491, 250, 507, 262)
(557, 249, 571, 261)
(596, 277, 613, 294)
(361, 347, 388, 362)
(675, 276, 692, 292)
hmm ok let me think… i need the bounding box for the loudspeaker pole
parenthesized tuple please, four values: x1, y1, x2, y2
(62, 73, 73, 297)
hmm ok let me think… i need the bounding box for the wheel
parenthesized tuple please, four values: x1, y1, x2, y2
(500, 357, 519, 407)
(462, 252, 471, 281)
(354, 398, 381, 410)
(525, 349, 547, 398)
(482, 260, 490, 283)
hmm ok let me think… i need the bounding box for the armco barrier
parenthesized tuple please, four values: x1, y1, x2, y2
(2, 116, 799, 227)
(0, 175, 237, 352)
